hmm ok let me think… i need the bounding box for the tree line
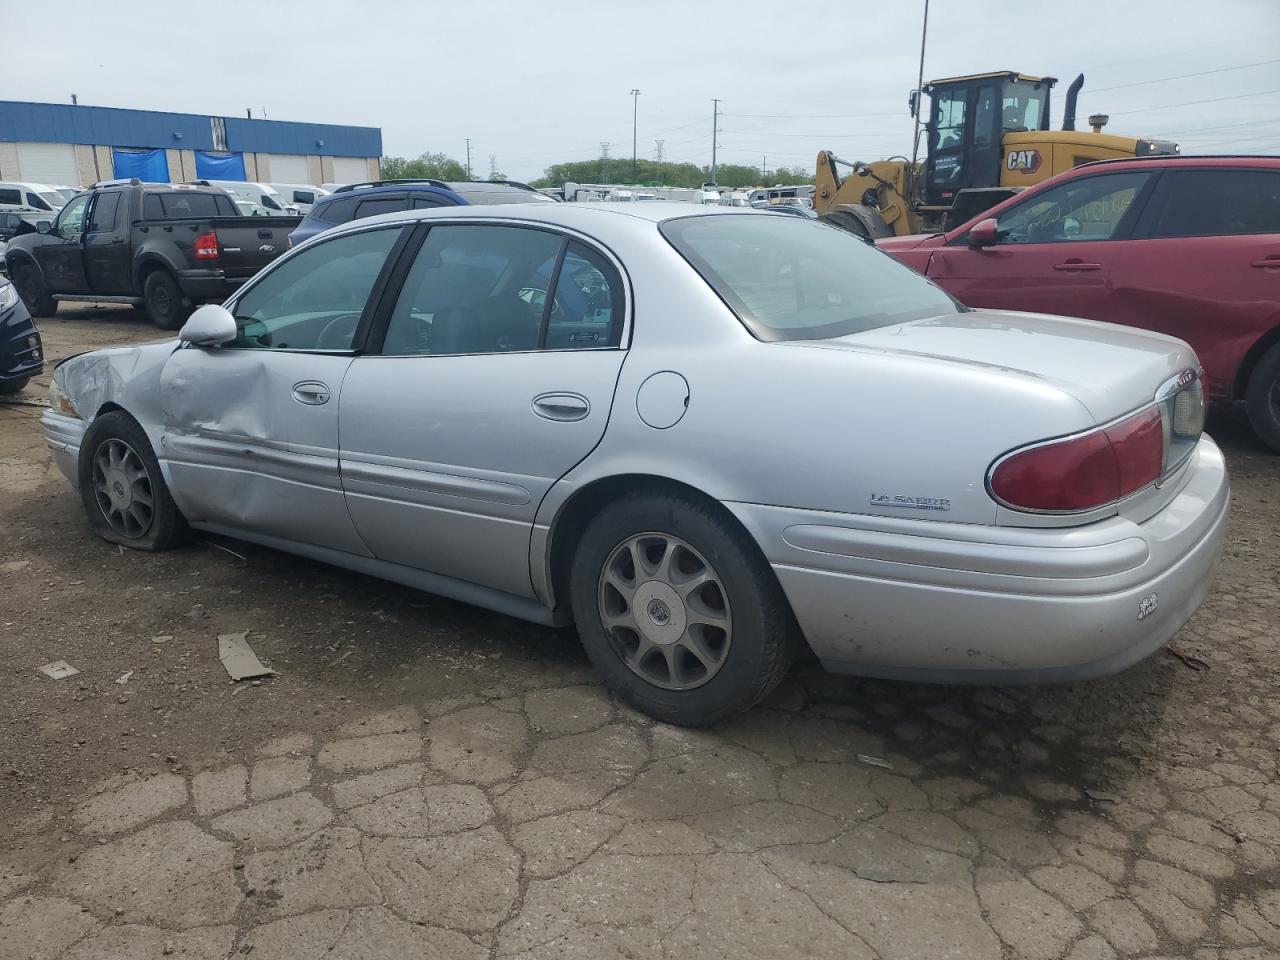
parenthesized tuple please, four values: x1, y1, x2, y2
(379, 152, 812, 188)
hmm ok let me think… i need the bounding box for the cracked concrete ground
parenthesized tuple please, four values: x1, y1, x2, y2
(2, 306, 1279, 959)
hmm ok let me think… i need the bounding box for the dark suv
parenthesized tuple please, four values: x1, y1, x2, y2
(290, 179, 556, 246)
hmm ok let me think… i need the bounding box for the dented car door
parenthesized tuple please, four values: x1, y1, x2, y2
(158, 225, 406, 553)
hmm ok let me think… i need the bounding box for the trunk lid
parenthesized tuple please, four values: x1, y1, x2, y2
(209, 216, 298, 280)
(815, 308, 1198, 425)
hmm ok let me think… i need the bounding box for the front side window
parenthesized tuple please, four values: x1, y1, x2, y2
(229, 227, 402, 351)
(973, 84, 998, 147)
(88, 192, 121, 232)
(994, 171, 1151, 244)
(56, 195, 89, 235)
(662, 214, 960, 342)
(1136, 169, 1280, 239)
(381, 224, 564, 356)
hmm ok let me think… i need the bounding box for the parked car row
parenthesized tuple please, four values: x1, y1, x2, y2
(40, 199, 1228, 725)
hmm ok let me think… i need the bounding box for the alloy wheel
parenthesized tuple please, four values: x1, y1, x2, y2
(91, 438, 155, 538)
(598, 533, 733, 691)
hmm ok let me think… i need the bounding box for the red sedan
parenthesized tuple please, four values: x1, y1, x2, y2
(878, 156, 1280, 450)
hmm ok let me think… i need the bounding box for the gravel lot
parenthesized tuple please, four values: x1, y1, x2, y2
(1, 304, 1277, 959)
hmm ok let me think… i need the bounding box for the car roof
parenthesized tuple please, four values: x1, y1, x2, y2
(317, 201, 776, 243)
(1074, 154, 1280, 173)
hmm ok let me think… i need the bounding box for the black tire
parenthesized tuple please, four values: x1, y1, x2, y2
(12, 264, 57, 317)
(820, 209, 872, 241)
(0, 377, 30, 395)
(569, 489, 798, 726)
(143, 270, 191, 331)
(1245, 342, 1280, 453)
(77, 410, 191, 551)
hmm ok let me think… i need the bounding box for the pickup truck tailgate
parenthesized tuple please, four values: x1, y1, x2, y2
(211, 217, 298, 280)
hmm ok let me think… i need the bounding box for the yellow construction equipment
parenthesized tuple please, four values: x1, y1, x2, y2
(814, 71, 1179, 237)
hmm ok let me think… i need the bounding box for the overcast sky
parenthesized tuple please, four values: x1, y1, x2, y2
(6, 0, 1280, 180)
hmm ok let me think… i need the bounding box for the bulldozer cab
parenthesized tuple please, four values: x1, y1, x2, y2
(922, 72, 1056, 208)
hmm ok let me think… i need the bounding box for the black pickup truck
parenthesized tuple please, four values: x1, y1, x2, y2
(3, 180, 298, 328)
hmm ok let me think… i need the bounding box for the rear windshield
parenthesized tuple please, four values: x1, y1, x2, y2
(142, 192, 237, 219)
(448, 185, 555, 206)
(660, 214, 960, 341)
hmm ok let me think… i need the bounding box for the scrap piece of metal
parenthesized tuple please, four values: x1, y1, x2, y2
(38, 661, 80, 680)
(856, 754, 895, 770)
(1166, 646, 1209, 671)
(218, 632, 278, 681)
(0, 396, 50, 408)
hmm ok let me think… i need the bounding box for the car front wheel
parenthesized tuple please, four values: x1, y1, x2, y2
(12, 265, 57, 317)
(1245, 342, 1280, 454)
(569, 490, 798, 726)
(77, 411, 190, 550)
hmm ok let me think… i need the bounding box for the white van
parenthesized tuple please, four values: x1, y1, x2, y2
(0, 182, 68, 216)
(188, 181, 300, 216)
(265, 183, 328, 213)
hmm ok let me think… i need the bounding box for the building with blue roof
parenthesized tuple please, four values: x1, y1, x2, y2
(0, 100, 382, 187)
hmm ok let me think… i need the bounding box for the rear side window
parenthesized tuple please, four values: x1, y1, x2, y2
(312, 197, 358, 224)
(414, 196, 453, 209)
(0, 188, 20, 204)
(449, 186, 554, 206)
(1136, 169, 1280, 238)
(355, 197, 412, 218)
(88, 192, 121, 232)
(661, 214, 959, 342)
(142, 192, 233, 219)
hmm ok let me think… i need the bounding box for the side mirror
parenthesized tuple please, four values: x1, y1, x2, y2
(967, 218, 1000, 248)
(908, 89, 919, 118)
(179, 304, 237, 346)
(37, 221, 51, 235)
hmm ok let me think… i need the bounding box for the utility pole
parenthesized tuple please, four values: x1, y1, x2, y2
(489, 154, 497, 180)
(762, 155, 768, 182)
(465, 139, 472, 179)
(655, 140, 664, 163)
(709, 99, 720, 185)
(70, 93, 78, 105)
(910, 0, 930, 171)
(600, 142, 610, 183)
(630, 89, 641, 183)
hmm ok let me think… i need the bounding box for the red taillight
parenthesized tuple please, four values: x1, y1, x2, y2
(990, 407, 1165, 513)
(194, 232, 220, 260)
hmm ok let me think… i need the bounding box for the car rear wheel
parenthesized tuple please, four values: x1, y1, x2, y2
(569, 490, 798, 726)
(12, 265, 57, 317)
(78, 411, 190, 551)
(1245, 342, 1280, 454)
(143, 270, 191, 330)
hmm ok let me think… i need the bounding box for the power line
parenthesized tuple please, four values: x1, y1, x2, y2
(721, 110, 901, 120)
(1107, 87, 1280, 116)
(1086, 58, 1280, 94)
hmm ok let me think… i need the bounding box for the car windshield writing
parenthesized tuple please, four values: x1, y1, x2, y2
(662, 215, 959, 341)
(995, 172, 1149, 243)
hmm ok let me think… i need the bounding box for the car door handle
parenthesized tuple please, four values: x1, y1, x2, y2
(291, 381, 330, 405)
(1053, 260, 1102, 271)
(1250, 257, 1280, 269)
(532, 392, 590, 422)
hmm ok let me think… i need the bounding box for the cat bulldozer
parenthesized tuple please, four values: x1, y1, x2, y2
(814, 71, 1179, 238)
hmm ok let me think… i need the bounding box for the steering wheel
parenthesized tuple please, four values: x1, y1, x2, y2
(315, 313, 362, 350)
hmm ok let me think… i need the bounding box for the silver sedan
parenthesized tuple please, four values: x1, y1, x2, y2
(41, 203, 1228, 725)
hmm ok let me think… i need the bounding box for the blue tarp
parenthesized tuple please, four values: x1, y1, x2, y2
(111, 148, 169, 182)
(194, 151, 246, 180)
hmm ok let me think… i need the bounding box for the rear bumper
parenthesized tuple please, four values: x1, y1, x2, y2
(726, 437, 1229, 684)
(174, 268, 248, 302)
(41, 410, 85, 488)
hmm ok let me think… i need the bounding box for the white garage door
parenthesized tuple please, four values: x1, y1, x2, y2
(17, 142, 80, 186)
(331, 157, 370, 185)
(267, 154, 309, 183)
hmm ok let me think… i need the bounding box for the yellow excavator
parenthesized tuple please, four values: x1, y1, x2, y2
(814, 71, 1179, 238)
